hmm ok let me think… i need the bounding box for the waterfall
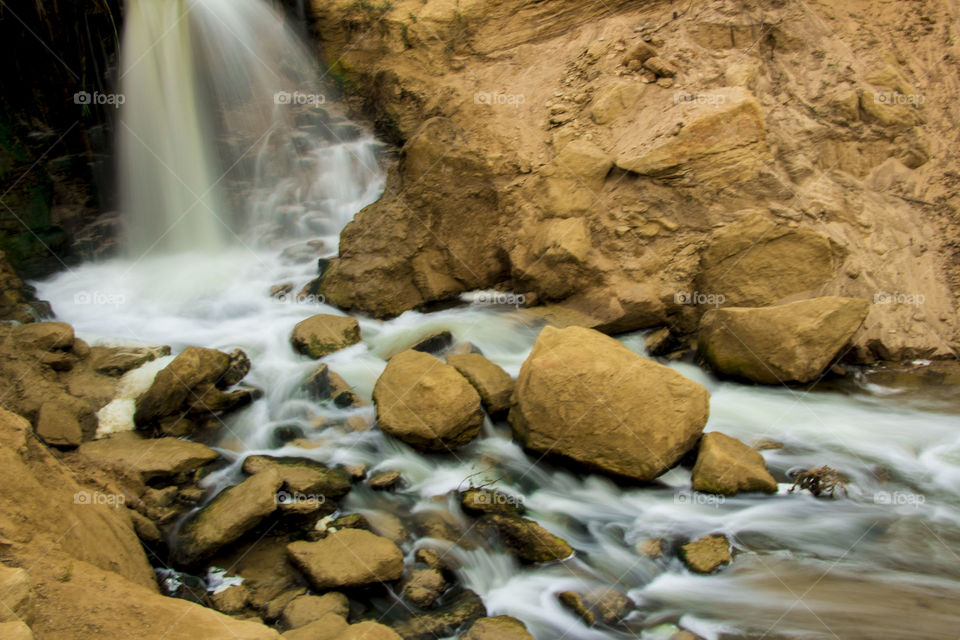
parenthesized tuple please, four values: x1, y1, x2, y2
(117, 0, 383, 258)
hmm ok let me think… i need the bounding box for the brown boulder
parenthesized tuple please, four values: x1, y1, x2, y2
(242, 455, 351, 500)
(462, 616, 534, 640)
(373, 350, 483, 451)
(134, 346, 235, 424)
(692, 432, 777, 495)
(78, 432, 219, 482)
(445, 353, 514, 417)
(282, 612, 348, 640)
(287, 529, 403, 590)
(699, 297, 870, 384)
(281, 593, 349, 630)
(290, 314, 362, 359)
(35, 401, 83, 447)
(480, 514, 573, 563)
(510, 326, 710, 481)
(680, 534, 732, 574)
(401, 568, 447, 608)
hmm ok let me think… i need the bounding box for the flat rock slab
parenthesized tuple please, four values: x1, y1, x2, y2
(78, 433, 219, 481)
(287, 528, 403, 590)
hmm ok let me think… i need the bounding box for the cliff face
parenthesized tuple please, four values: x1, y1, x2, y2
(310, 0, 960, 361)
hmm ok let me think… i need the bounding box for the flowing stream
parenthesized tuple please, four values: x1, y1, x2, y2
(33, 0, 960, 638)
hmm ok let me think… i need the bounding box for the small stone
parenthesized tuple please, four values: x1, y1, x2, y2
(290, 314, 361, 359)
(680, 534, 731, 574)
(401, 568, 447, 608)
(636, 538, 664, 558)
(281, 593, 349, 630)
(211, 585, 250, 615)
(368, 470, 402, 491)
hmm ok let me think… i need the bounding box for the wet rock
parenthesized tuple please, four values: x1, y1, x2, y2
(373, 350, 483, 452)
(480, 514, 573, 563)
(692, 432, 777, 495)
(78, 432, 218, 481)
(368, 470, 402, 491)
(460, 488, 525, 517)
(445, 353, 515, 417)
(637, 538, 664, 559)
(510, 326, 710, 482)
(9, 321, 74, 351)
(462, 616, 534, 640)
(280, 593, 349, 630)
(699, 297, 870, 384)
(92, 346, 165, 377)
(576, 588, 634, 626)
(680, 534, 731, 574)
(283, 612, 348, 640)
(644, 327, 679, 357)
(753, 438, 784, 451)
(211, 585, 251, 615)
(287, 529, 403, 590)
(35, 401, 83, 447)
(130, 510, 163, 544)
(303, 364, 363, 407)
(558, 591, 593, 625)
(391, 589, 486, 640)
(290, 314, 361, 359)
(242, 456, 351, 501)
(343, 622, 403, 640)
(0, 250, 50, 322)
(176, 469, 283, 564)
(401, 568, 447, 608)
(392, 330, 454, 356)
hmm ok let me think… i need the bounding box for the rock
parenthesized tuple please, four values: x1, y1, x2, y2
(637, 538, 664, 558)
(0, 250, 49, 322)
(752, 438, 784, 451)
(343, 622, 403, 640)
(460, 488, 524, 516)
(283, 612, 348, 640)
(558, 591, 594, 625)
(622, 41, 658, 64)
(368, 470, 402, 491)
(391, 589, 486, 640)
(691, 432, 777, 495)
(35, 401, 83, 447)
(581, 588, 634, 626)
(287, 529, 403, 590)
(644, 327, 679, 357)
(303, 364, 362, 407)
(78, 432, 219, 481)
(0, 621, 34, 640)
(177, 469, 283, 564)
(11, 321, 74, 351)
(462, 616, 534, 640)
(290, 314, 361, 359)
(281, 593, 349, 630)
(699, 297, 870, 384)
(390, 330, 454, 357)
(445, 353, 514, 417)
(224, 348, 252, 386)
(0, 564, 32, 623)
(401, 568, 447, 608)
(211, 585, 251, 615)
(590, 81, 645, 125)
(480, 514, 573, 563)
(92, 346, 165, 377)
(242, 456, 351, 500)
(642, 56, 677, 77)
(510, 326, 710, 481)
(680, 534, 732, 574)
(373, 350, 483, 451)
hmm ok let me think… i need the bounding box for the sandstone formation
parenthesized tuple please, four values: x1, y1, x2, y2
(699, 297, 871, 384)
(692, 432, 778, 495)
(373, 350, 484, 451)
(510, 326, 710, 481)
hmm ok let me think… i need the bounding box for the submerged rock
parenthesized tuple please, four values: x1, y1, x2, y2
(462, 616, 534, 640)
(510, 326, 710, 482)
(290, 314, 361, 359)
(680, 534, 732, 574)
(691, 432, 778, 495)
(480, 514, 573, 563)
(287, 529, 403, 590)
(373, 350, 483, 451)
(391, 589, 486, 640)
(176, 469, 283, 564)
(445, 353, 515, 417)
(698, 297, 870, 384)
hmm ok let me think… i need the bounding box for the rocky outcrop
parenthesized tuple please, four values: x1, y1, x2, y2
(287, 529, 404, 589)
(680, 534, 732, 574)
(290, 314, 362, 359)
(176, 469, 283, 564)
(699, 297, 871, 384)
(445, 353, 515, 417)
(510, 326, 710, 481)
(691, 432, 778, 495)
(373, 350, 484, 451)
(308, 0, 960, 360)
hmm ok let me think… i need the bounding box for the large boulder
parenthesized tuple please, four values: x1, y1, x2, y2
(373, 350, 484, 451)
(691, 432, 777, 495)
(286, 529, 403, 590)
(699, 297, 870, 384)
(290, 314, 362, 359)
(78, 432, 219, 482)
(445, 353, 515, 417)
(176, 469, 283, 564)
(509, 326, 710, 482)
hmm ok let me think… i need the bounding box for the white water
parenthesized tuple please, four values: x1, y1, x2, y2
(42, 0, 960, 637)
